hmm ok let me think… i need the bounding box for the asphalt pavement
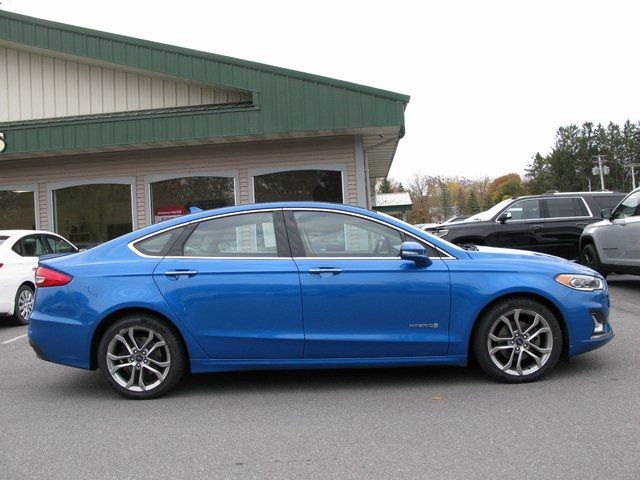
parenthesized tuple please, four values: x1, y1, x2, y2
(1, 275, 639, 479)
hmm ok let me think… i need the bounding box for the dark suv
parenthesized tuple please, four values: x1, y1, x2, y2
(425, 191, 625, 259)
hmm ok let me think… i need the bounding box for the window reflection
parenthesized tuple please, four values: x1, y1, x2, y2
(151, 176, 235, 223)
(254, 170, 343, 203)
(0, 191, 36, 230)
(53, 184, 133, 247)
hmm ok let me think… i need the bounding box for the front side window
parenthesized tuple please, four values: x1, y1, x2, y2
(150, 176, 235, 224)
(293, 211, 422, 257)
(254, 170, 343, 203)
(12, 235, 47, 257)
(504, 199, 541, 221)
(544, 198, 588, 218)
(0, 190, 36, 230)
(613, 191, 640, 219)
(53, 184, 133, 247)
(183, 212, 278, 257)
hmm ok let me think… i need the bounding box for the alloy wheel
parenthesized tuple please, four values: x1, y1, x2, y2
(18, 289, 35, 320)
(486, 308, 553, 376)
(106, 326, 171, 392)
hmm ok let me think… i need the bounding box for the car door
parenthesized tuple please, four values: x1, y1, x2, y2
(537, 197, 592, 258)
(491, 199, 542, 251)
(601, 190, 640, 267)
(153, 210, 304, 359)
(286, 209, 451, 358)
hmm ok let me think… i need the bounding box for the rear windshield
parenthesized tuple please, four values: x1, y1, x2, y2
(0, 236, 8, 246)
(592, 195, 626, 210)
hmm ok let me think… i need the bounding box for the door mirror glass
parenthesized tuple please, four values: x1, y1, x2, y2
(400, 241, 432, 267)
(601, 208, 612, 220)
(497, 212, 512, 223)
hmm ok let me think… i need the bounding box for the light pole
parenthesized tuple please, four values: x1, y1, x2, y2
(591, 155, 609, 191)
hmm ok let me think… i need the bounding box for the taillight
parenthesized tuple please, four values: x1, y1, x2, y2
(35, 266, 73, 287)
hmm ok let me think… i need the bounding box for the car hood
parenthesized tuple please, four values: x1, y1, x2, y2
(466, 245, 600, 275)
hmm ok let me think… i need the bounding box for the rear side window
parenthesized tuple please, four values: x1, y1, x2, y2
(544, 198, 588, 218)
(44, 235, 77, 254)
(12, 235, 47, 257)
(183, 212, 278, 257)
(134, 228, 185, 256)
(592, 194, 625, 210)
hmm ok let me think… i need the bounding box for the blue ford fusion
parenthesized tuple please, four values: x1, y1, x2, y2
(28, 202, 613, 399)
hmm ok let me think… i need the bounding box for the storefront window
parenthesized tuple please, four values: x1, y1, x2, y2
(0, 190, 36, 230)
(253, 170, 343, 203)
(150, 176, 235, 223)
(53, 184, 133, 247)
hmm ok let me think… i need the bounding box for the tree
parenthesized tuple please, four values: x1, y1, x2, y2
(466, 189, 480, 214)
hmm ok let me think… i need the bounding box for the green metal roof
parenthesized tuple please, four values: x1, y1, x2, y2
(0, 10, 409, 157)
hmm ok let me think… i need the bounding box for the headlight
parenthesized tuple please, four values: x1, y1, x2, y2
(555, 274, 604, 291)
(434, 229, 449, 238)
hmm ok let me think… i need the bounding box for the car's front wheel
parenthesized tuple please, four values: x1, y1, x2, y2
(97, 315, 186, 399)
(10, 284, 35, 326)
(473, 298, 562, 382)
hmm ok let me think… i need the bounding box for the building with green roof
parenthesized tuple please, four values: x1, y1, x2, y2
(0, 10, 408, 245)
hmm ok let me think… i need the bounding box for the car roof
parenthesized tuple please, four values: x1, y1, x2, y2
(0, 230, 61, 239)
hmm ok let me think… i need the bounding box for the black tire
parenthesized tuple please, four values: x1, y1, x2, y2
(473, 298, 562, 383)
(581, 243, 607, 277)
(97, 314, 186, 399)
(10, 284, 35, 326)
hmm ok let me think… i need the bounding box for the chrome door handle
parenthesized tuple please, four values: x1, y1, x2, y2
(164, 270, 198, 279)
(308, 267, 343, 275)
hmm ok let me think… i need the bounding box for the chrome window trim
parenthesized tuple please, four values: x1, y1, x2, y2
(128, 207, 456, 260)
(493, 197, 593, 223)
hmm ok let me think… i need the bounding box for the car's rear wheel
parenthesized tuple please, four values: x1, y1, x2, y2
(473, 298, 562, 382)
(97, 314, 186, 399)
(581, 243, 606, 276)
(10, 284, 34, 326)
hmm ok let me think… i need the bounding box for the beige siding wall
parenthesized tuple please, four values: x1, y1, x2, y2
(0, 136, 357, 231)
(0, 45, 251, 122)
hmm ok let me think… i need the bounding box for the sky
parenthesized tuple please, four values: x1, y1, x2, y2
(2, 0, 639, 184)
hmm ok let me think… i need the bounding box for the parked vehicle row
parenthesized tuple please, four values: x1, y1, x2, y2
(424, 191, 625, 260)
(0, 230, 78, 325)
(29, 202, 613, 399)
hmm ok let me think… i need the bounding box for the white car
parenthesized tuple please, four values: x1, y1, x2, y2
(0, 230, 78, 325)
(580, 187, 640, 276)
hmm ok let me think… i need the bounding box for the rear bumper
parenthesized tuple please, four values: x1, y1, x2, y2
(28, 312, 93, 370)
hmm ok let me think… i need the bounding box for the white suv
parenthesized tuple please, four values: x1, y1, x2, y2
(580, 187, 640, 276)
(0, 230, 78, 325)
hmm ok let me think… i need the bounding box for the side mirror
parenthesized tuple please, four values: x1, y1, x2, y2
(601, 208, 612, 220)
(497, 212, 512, 224)
(400, 241, 432, 267)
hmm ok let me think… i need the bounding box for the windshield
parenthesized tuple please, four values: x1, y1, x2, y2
(465, 198, 513, 222)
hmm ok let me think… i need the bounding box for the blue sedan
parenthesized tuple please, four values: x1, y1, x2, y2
(28, 202, 614, 399)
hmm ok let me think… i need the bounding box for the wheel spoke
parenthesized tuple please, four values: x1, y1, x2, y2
(147, 358, 170, 368)
(147, 340, 166, 355)
(524, 314, 541, 335)
(142, 364, 163, 380)
(528, 327, 551, 342)
(124, 366, 136, 388)
(516, 350, 524, 375)
(501, 349, 516, 371)
(113, 335, 133, 354)
(128, 328, 139, 350)
(513, 309, 523, 334)
(524, 349, 542, 367)
(489, 345, 514, 356)
(489, 333, 512, 342)
(138, 367, 146, 391)
(107, 353, 130, 361)
(139, 330, 154, 351)
(529, 343, 552, 355)
(109, 361, 133, 375)
(498, 316, 514, 336)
